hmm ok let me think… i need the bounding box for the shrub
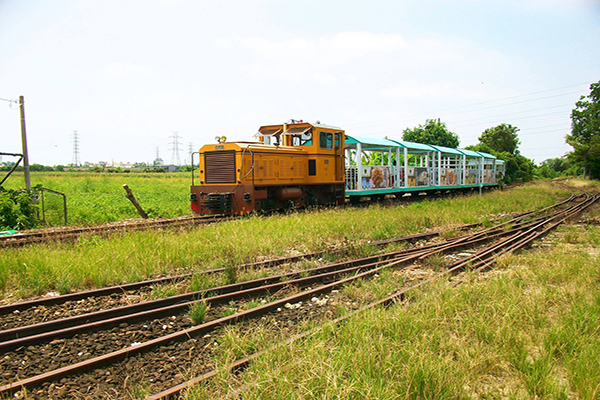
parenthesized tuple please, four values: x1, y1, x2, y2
(0, 187, 40, 230)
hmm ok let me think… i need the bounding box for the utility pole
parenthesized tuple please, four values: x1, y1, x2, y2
(19, 95, 31, 191)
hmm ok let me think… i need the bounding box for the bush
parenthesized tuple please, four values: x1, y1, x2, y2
(0, 187, 40, 230)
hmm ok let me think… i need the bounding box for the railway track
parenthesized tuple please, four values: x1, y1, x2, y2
(0, 194, 596, 398)
(0, 186, 526, 250)
(0, 214, 224, 248)
(151, 192, 599, 399)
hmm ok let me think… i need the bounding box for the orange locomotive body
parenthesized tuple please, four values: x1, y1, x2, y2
(190, 121, 345, 215)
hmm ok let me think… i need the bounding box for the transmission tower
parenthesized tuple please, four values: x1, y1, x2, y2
(72, 130, 81, 167)
(153, 146, 163, 166)
(169, 131, 182, 166)
(187, 142, 194, 165)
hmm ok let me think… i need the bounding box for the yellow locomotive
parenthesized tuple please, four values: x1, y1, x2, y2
(190, 120, 345, 214)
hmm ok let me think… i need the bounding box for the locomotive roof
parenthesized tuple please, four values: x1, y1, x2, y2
(257, 121, 343, 134)
(311, 122, 343, 130)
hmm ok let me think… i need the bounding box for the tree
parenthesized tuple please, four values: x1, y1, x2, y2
(402, 119, 459, 148)
(478, 123, 520, 155)
(541, 157, 569, 174)
(567, 81, 600, 179)
(466, 124, 534, 184)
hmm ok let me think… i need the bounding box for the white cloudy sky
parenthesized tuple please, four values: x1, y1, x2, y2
(1, 0, 599, 166)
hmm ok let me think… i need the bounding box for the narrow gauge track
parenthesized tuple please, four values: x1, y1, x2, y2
(0, 194, 594, 398)
(1, 200, 563, 331)
(151, 193, 599, 400)
(2, 194, 576, 317)
(0, 214, 224, 248)
(0, 220, 526, 350)
(0, 230, 452, 318)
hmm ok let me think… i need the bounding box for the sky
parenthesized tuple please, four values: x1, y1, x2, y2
(1, 0, 599, 167)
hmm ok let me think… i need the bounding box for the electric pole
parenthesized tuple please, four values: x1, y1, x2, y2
(19, 95, 31, 191)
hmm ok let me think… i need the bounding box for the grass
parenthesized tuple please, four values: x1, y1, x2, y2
(187, 213, 600, 399)
(3, 171, 191, 226)
(0, 182, 573, 300)
(188, 301, 209, 324)
(147, 283, 179, 300)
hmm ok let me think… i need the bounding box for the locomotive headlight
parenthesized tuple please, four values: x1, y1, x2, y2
(221, 136, 227, 143)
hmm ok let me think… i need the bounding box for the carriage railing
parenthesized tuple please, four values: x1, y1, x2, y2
(345, 165, 488, 191)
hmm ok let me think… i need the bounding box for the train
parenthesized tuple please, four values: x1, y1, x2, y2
(190, 120, 505, 215)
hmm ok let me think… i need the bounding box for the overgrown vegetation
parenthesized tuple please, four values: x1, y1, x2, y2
(535, 156, 583, 179)
(567, 80, 600, 179)
(0, 181, 576, 300)
(186, 204, 600, 399)
(188, 301, 208, 324)
(0, 187, 40, 230)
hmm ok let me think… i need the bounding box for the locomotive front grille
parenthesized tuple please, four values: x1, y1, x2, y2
(205, 151, 236, 183)
(201, 193, 234, 212)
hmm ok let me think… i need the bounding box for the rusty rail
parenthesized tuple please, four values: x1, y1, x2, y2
(0, 194, 592, 397)
(148, 194, 598, 400)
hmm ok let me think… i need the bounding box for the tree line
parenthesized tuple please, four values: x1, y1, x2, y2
(401, 80, 600, 184)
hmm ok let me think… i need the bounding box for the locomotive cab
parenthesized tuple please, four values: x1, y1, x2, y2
(190, 121, 346, 215)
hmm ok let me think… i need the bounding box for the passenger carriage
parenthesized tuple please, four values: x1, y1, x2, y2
(190, 121, 505, 214)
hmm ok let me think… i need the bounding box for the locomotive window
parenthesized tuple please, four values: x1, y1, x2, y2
(264, 135, 280, 145)
(292, 136, 300, 146)
(300, 131, 313, 146)
(334, 133, 341, 150)
(319, 131, 333, 149)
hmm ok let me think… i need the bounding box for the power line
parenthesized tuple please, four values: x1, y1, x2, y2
(446, 103, 573, 126)
(364, 109, 570, 138)
(346, 81, 591, 130)
(448, 110, 571, 131)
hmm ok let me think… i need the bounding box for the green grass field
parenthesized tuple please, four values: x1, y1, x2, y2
(3, 171, 192, 226)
